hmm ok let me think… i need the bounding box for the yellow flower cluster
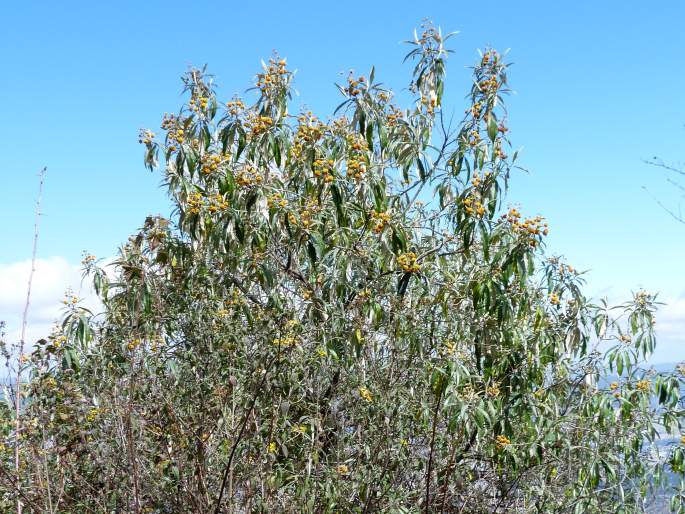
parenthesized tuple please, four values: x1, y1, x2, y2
(224, 289, 246, 307)
(463, 196, 486, 217)
(272, 335, 298, 347)
(495, 434, 511, 450)
(558, 263, 576, 276)
(267, 441, 277, 453)
(189, 95, 209, 113)
(138, 129, 155, 145)
(256, 57, 289, 92)
(168, 125, 185, 148)
(346, 74, 365, 97)
(470, 171, 490, 188)
(439, 340, 456, 357)
(386, 104, 403, 127)
(493, 141, 507, 160)
(62, 292, 79, 305)
(247, 113, 274, 137)
(634, 290, 651, 306)
(503, 208, 548, 247)
(459, 385, 478, 402)
(267, 192, 288, 209)
(346, 134, 368, 181)
(398, 252, 421, 273)
(549, 293, 560, 306)
(481, 50, 499, 66)
(479, 74, 499, 93)
(81, 253, 96, 266)
(207, 193, 229, 213)
(370, 210, 391, 233)
(420, 90, 438, 113)
(469, 101, 483, 119)
(41, 376, 58, 391)
(86, 407, 102, 423)
(313, 158, 335, 183)
(359, 386, 373, 403)
(289, 199, 319, 229)
(467, 130, 481, 147)
(52, 335, 67, 348)
(201, 153, 228, 175)
(226, 98, 245, 116)
(290, 113, 326, 160)
(161, 112, 176, 130)
(127, 338, 141, 351)
(635, 379, 650, 392)
(187, 192, 205, 214)
(235, 165, 263, 187)
(150, 334, 165, 353)
(291, 424, 307, 434)
(609, 382, 619, 391)
(336, 464, 350, 475)
(486, 384, 501, 397)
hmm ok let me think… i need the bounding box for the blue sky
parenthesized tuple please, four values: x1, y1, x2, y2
(1, 1, 685, 360)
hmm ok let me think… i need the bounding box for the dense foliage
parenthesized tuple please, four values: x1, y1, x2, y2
(4, 24, 685, 513)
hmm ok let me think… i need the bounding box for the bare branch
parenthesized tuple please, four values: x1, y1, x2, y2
(15, 166, 46, 514)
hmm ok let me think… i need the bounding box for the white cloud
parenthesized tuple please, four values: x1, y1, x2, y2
(584, 286, 685, 365)
(0, 256, 98, 347)
(652, 296, 685, 364)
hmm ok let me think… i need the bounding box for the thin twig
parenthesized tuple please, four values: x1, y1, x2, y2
(15, 166, 46, 514)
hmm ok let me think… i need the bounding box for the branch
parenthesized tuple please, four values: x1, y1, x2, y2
(15, 166, 46, 514)
(642, 186, 685, 225)
(213, 356, 276, 514)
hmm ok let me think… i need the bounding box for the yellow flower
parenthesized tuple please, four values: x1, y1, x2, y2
(272, 335, 298, 347)
(370, 210, 391, 233)
(336, 464, 350, 475)
(267, 441, 277, 453)
(127, 338, 141, 351)
(359, 386, 373, 403)
(440, 340, 456, 357)
(495, 434, 511, 450)
(486, 384, 501, 398)
(635, 379, 650, 392)
(398, 252, 420, 273)
(609, 382, 619, 391)
(86, 408, 100, 423)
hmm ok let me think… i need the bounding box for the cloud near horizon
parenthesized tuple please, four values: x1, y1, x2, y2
(0, 256, 96, 348)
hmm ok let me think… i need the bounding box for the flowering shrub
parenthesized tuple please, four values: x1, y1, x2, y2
(4, 23, 685, 513)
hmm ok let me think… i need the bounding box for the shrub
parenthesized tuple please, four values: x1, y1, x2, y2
(4, 23, 685, 513)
